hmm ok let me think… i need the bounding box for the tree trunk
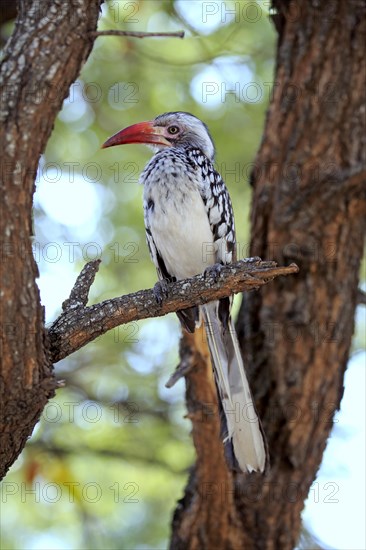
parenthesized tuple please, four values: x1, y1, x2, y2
(1, 0, 365, 547)
(0, 0, 102, 480)
(170, 1, 366, 548)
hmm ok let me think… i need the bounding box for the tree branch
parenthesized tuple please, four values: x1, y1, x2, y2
(27, 441, 181, 473)
(48, 258, 298, 363)
(89, 30, 185, 39)
(62, 259, 101, 311)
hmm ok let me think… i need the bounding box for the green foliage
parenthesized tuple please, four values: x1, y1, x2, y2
(1, 1, 277, 548)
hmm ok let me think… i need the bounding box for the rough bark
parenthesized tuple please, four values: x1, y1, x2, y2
(0, 0, 102, 480)
(48, 258, 298, 363)
(170, 1, 366, 549)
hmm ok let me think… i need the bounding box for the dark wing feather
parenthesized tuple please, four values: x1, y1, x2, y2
(188, 148, 237, 330)
(145, 227, 198, 333)
(187, 148, 236, 265)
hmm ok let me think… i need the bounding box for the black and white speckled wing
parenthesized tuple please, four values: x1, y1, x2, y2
(144, 224, 172, 282)
(186, 148, 236, 266)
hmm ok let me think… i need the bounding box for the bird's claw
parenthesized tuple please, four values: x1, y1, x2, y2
(204, 263, 223, 283)
(244, 256, 261, 264)
(153, 280, 170, 304)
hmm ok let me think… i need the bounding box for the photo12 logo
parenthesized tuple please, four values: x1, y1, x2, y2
(202, 2, 270, 24)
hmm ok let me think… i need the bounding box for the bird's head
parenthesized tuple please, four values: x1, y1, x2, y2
(102, 112, 215, 161)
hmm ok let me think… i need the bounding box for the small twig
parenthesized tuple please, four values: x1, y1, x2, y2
(62, 259, 101, 311)
(89, 30, 185, 39)
(166, 355, 195, 389)
(27, 441, 180, 473)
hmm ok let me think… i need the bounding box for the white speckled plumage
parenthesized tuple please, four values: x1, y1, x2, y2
(142, 145, 235, 279)
(104, 112, 267, 473)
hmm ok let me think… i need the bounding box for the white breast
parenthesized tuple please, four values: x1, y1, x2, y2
(142, 152, 215, 280)
(145, 184, 214, 279)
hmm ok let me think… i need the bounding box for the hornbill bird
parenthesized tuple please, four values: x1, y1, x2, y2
(103, 112, 267, 473)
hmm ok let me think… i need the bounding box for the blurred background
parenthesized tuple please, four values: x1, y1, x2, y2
(1, 1, 365, 549)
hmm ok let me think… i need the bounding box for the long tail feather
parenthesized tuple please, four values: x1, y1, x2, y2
(202, 301, 267, 473)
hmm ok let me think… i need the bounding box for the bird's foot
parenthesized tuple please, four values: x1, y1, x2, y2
(244, 256, 261, 264)
(153, 280, 170, 304)
(204, 263, 223, 283)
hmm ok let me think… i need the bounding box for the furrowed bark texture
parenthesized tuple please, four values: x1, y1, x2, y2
(0, 0, 102, 480)
(170, 1, 366, 548)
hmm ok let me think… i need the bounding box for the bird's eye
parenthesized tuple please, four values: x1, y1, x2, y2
(167, 125, 179, 135)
